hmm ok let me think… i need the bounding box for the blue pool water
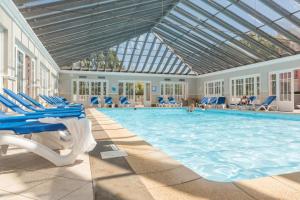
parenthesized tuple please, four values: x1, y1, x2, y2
(99, 108, 300, 182)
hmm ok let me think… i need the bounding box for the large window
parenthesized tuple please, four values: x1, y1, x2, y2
(119, 81, 151, 104)
(231, 75, 260, 97)
(204, 80, 224, 97)
(40, 64, 50, 95)
(16, 48, 24, 92)
(279, 72, 292, 101)
(160, 82, 187, 100)
(72, 79, 108, 102)
(270, 74, 276, 96)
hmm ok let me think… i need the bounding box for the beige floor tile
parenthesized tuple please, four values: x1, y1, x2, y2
(273, 172, 300, 192)
(236, 176, 300, 200)
(126, 151, 182, 174)
(20, 176, 88, 200)
(149, 179, 254, 200)
(60, 183, 93, 200)
(0, 169, 55, 193)
(94, 174, 154, 200)
(0, 189, 32, 200)
(0, 190, 32, 200)
(139, 165, 201, 189)
(32, 162, 92, 181)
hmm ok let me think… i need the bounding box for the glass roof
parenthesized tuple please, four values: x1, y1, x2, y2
(14, 0, 300, 75)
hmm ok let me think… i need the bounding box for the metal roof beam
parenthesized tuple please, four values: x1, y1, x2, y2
(228, 0, 300, 43)
(127, 35, 141, 72)
(43, 13, 159, 46)
(53, 30, 148, 64)
(140, 37, 157, 72)
(30, 0, 174, 31)
(36, 7, 163, 38)
(134, 32, 150, 72)
(154, 26, 233, 69)
(50, 25, 151, 55)
(147, 43, 163, 73)
(166, 14, 255, 64)
(158, 37, 220, 72)
(204, 0, 296, 55)
(160, 19, 245, 66)
(154, 47, 169, 73)
(182, 0, 281, 58)
(174, 6, 264, 61)
(260, 0, 300, 27)
(160, 53, 174, 73)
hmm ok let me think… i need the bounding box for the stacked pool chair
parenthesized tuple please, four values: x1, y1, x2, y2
(167, 96, 182, 107)
(119, 96, 130, 107)
(214, 97, 226, 109)
(197, 97, 209, 107)
(0, 88, 96, 166)
(157, 96, 166, 107)
(90, 96, 100, 107)
(104, 96, 113, 107)
(40, 95, 83, 109)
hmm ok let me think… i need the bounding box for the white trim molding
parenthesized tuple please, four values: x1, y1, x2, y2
(60, 70, 198, 78)
(199, 54, 300, 78)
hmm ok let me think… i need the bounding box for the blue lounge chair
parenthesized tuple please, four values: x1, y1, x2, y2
(168, 97, 182, 107)
(119, 96, 130, 107)
(157, 96, 166, 107)
(90, 96, 99, 107)
(0, 94, 84, 118)
(215, 97, 226, 109)
(256, 96, 277, 111)
(4, 89, 82, 114)
(208, 97, 218, 105)
(0, 115, 94, 166)
(40, 95, 82, 108)
(245, 96, 257, 110)
(197, 97, 209, 107)
(19, 92, 45, 109)
(104, 97, 113, 107)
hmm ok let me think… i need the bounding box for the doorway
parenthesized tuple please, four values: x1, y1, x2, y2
(119, 81, 151, 106)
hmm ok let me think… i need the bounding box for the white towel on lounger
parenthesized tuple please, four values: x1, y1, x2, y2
(38, 117, 96, 154)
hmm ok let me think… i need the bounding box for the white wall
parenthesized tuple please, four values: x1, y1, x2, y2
(0, 0, 59, 101)
(59, 70, 198, 105)
(198, 55, 300, 105)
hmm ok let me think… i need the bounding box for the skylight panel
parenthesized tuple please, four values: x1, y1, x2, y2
(227, 4, 264, 27)
(241, 0, 281, 21)
(177, 3, 208, 21)
(205, 19, 237, 37)
(201, 28, 227, 42)
(275, 18, 300, 39)
(273, 0, 300, 13)
(216, 13, 250, 33)
(189, 0, 219, 15)
(214, 0, 231, 7)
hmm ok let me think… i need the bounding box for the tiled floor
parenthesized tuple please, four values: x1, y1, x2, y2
(0, 135, 93, 200)
(88, 108, 300, 200)
(3, 108, 300, 200)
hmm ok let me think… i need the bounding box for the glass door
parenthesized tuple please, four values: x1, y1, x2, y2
(135, 82, 144, 105)
(145, 82, 151, 106)
(125, 82, 134, 102)
(270, 71, 294, 111)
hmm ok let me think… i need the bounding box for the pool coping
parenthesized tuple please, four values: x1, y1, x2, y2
(87, 108, 300, 200)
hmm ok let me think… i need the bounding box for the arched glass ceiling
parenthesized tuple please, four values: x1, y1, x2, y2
(65, 32, 195, 75)
(153, 0, 300, 74)
(14, 0, 300, 75)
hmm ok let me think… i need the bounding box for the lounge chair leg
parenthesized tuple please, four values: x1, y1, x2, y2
(0, 134, 78, 166)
